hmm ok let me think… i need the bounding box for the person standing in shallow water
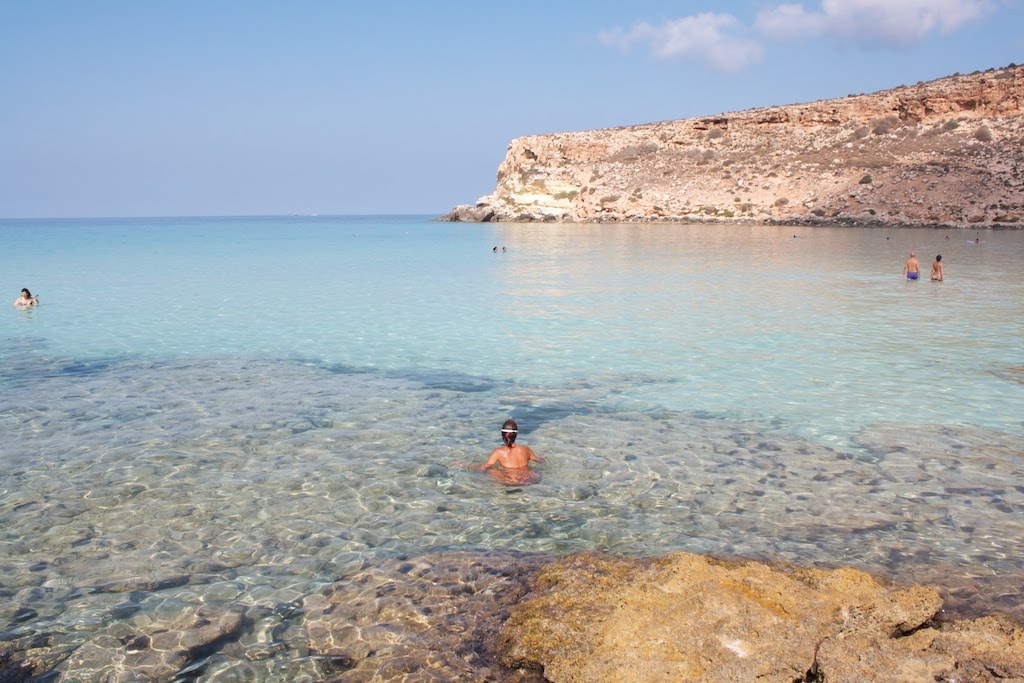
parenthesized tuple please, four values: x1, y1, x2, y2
(931, 255, 944, 282)
(14, 288, 38, 308)
(903, 252, 920, 280)
(469, 419, 544, 485)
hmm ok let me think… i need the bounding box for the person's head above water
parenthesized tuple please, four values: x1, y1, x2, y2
(20, 288, 32, 298)
(501, 419, 518, 447)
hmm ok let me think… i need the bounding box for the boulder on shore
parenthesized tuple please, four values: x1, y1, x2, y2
(441, 204, 495, 222)
(499, 552, 1024, 682)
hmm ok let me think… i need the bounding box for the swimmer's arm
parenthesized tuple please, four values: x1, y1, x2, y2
(529, 448, 545, 464)
(475, 450, 502, 471)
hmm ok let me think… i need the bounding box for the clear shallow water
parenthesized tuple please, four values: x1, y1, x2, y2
(1, 216, 1023, 679)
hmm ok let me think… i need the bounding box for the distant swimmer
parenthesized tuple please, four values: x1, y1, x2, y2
(931, 255, 944, 282)
(493, 246, 498, 252)
(14, 288, 38, 308)
(903, 252, 920, 280)
(466, 419, 544, 485)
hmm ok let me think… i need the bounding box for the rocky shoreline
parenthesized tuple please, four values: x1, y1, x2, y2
(2, 355, 1024, 680)
(4, 550, 1023, 681)
(444, 64, 1024, 229)
(499, 552, 1024, 682)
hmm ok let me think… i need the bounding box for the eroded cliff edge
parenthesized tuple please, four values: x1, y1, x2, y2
(445, 64, 1024, 227)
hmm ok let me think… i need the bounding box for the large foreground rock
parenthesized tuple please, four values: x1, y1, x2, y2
(498, 552, 1024, 682)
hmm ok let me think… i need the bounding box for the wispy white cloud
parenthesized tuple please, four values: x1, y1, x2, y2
(754, 3, 828, 39)
(755, 0, 993, 48)
(598, 13, 764, 72)
(598, 1, 992, 70)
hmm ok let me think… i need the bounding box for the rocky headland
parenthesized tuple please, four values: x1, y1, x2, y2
(445, 64, 1024, 228)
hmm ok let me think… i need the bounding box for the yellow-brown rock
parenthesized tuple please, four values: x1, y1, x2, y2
(272, 549, 1024, 681)
(499, 552, 1024, 683)
(446, 64, 1024, 228)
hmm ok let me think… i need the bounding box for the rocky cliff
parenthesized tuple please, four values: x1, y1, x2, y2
(445, 64, 1024, 228)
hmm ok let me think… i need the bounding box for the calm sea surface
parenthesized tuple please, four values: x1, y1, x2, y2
(2, 215, 1023, 678)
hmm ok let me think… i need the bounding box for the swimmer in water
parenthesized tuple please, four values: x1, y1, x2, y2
(469, 419, 544, 485)
(931, 255, 943, 282)
(903, 252, 920, 280)
(14, 288, 38, 308)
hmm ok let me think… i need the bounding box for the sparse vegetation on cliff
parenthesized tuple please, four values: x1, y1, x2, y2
(444, 63, 1024, 228)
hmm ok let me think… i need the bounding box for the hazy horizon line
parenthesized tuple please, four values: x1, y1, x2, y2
(0, 212, 444, 222)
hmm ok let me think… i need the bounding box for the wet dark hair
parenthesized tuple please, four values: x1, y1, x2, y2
(501, 419, 518, 447)
(935, 255, 942, 262)
(21, 288, 31, 297)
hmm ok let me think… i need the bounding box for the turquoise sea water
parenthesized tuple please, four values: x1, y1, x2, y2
(5, 216, 1022, 442)
(2, 215, 1023, 679)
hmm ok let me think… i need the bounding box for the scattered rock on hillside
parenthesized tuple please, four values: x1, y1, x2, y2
(445, 64, 1024, 228)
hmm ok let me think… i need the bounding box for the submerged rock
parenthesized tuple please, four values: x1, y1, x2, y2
(56, 604, 245, 682)
(0, 651, 35, 683)
(498, 552, 1024, 682)
(303, 551, 547, 681)
(993, 365, 1024, 386)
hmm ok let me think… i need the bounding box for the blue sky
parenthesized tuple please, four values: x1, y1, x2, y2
(2, 1, 1021, 218)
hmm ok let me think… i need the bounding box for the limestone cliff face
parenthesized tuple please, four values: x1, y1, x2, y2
(446, 64, 1024, 227)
